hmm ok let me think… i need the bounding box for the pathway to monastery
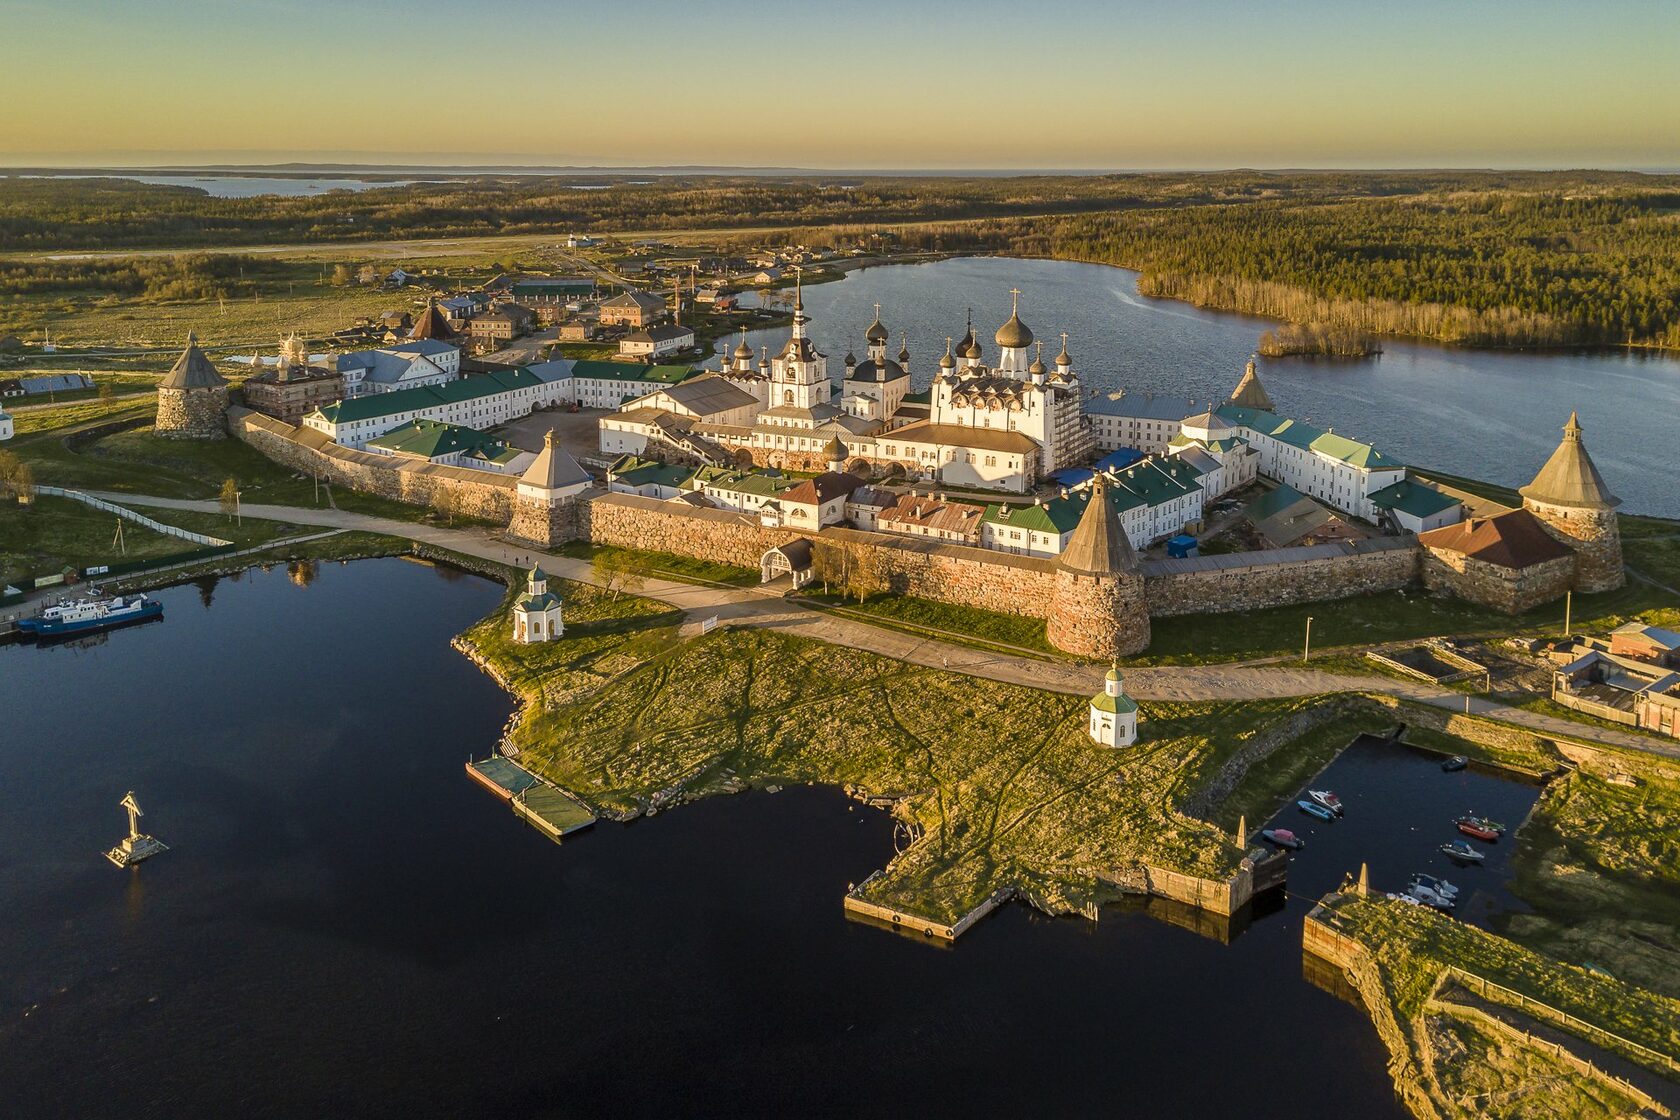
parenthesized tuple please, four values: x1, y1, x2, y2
(94, 490, 1679, 759)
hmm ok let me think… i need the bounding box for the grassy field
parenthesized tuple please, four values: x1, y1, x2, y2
(555, 541, 759, 587)
(0, 494, 303, 586)
(457, 584, 1418, 925)
(7, 395, 484, 525)
(795, 588, 1053, 654)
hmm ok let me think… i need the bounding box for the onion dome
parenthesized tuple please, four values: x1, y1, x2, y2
(844, 351, 857, 367)
(960, 331, 982, 360)
(897, 336, 910, 363)
(865, 307, 889, 343)
(1028, 342, 1047, 377)
(995, 290, 1033, 348)
(733, 331, 754, 360)
(823, 435, 848, 462)
(938, 339, 956, 369)
(1056, 333, 1072, 367)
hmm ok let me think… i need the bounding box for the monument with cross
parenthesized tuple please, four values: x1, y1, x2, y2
(105, 791, 170, 868)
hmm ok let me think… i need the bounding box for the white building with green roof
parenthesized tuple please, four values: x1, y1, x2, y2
(571, 360, 702, 410)
(980, 456, 1208, 557)
(1212, 401, 1407, 523)
(511, 566, 564, 644)
(1088, 666, 1138, 747)
(365, 418, 533, 475)
(303, 366, 567, 448)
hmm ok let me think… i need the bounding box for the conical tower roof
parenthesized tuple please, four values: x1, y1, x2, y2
(521, 429, 591, 491)
(1520, 411, 1620, 510)
(1057, 477, 1138, 576)
(410, 297, 457, 341)
(1229, 358, 1273, 411)
(159, 333, 227, 390)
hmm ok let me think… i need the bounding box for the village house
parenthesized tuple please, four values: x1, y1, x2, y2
(468, 304, 537, 349)
(618, 322, 695, 359)
(598, 290, 666, 328)
(509, 278, 597, 325)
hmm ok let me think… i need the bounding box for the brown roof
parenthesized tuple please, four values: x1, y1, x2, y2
(1057, 476, 1138, 575)
(782, 470, 866, 506)
(1417, 508, 1573, 570)
(1229, 360, 1273, 411)
(878, 494, 986, 538)
(1519, 411, 1620, 510)
(886, 421, 1040, 455)
(410, 298, 458, 341)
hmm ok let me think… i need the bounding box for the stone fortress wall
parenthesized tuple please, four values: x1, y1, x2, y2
(233, 408, 520, 523)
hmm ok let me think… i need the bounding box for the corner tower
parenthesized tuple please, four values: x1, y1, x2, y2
(1519, 411, 1623, 592)
(155, 333, 229, 439)
(509, 429, 592, 547)
(1229, 357, 1274, 412)
(1046, 477, 1150, 658)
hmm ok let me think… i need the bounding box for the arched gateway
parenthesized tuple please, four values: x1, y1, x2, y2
(761, 540, 815, 588)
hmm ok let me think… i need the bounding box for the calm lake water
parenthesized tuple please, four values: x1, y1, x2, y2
(16, 174, 431, 198)
(723, 257, 1680, 518)
(2, 559, 1552, 1118)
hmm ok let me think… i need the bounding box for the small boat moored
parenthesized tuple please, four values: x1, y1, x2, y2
(1455, 817, 1500, 842)
(1406, 883, 1456, 910)
(1261, 827, 1306, 850)
(1307, 789, 1344, 816)
(1297, 799, 1336, 822)
(1410, 873, 1459, 900)
(1441, 756, 1469, 772)
(1441, 840, 1486, 862)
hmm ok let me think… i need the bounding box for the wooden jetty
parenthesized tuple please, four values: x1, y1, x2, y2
(467, 757, 595, 843)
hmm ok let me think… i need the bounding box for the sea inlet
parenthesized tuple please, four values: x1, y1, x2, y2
(1, 557, 1534, 1118)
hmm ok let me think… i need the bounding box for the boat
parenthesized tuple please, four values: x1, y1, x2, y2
(1440, 840, 1486, 862)
(1261, 827, 1306, 850)
(1386, 891, 1423, 907)
(1442, 756, 1469, 772)
(1307, 789, 1344, 816)
(1297, 799, 1335, 822)
(16, 595, 162, 639)
(1463, 813, 1506, 835)
(1410, 873, 1459, 899)
(1406, 883, 1455, 910)
(1455, 817, 1500, 842)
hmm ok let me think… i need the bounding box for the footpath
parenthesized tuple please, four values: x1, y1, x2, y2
(74, 489, 1680, 759)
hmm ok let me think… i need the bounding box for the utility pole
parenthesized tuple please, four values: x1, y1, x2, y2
(1303, 616, 1314, 663)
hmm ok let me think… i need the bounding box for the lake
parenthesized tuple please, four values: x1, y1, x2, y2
(721, 257, 1680, 518)
(15, 174, 433, 198)
(0, 558, 1451, 1119)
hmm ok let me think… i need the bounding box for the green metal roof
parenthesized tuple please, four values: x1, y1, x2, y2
(610, 455, 697, 489)
(367, 418, 511, 460)
(314, 366, 543, 425)
(1215, 404, 1401, 470)
(707, 470, 798, 498)
(1090, 693, 1139, 715)
(1368, 478, 1461, 518)
(1245, 484, 1311, 522)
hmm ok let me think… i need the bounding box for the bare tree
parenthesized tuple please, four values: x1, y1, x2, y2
(592, 548, 644, 600)
(219, 477, 240, 522)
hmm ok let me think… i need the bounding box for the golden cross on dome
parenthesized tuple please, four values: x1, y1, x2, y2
(1009, 288, 1022, 313)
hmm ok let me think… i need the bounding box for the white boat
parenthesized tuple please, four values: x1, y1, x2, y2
(1410, 873, 1459, 899)
(1406, 883, 1455, 910)
(1307, 789, 1344, 816)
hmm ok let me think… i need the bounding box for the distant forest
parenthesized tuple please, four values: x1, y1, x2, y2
(3, 170, 1679, 349)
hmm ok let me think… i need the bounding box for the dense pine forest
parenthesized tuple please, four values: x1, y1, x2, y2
(3, 170, 1678, 349)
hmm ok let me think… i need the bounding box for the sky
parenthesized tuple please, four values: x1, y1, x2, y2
(3, 0, 1678, 170)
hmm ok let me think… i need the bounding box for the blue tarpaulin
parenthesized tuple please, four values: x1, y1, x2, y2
(1166, 534, 1199, 559)
(1049, 448, 1147, 488)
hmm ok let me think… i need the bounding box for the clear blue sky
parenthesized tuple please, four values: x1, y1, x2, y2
(2, 0, 1676, 168)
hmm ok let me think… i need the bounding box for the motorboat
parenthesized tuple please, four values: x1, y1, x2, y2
(1410, 873, 1459, 899)
(1261, 828, 1306, 850)
(1406, 883, 1456, 910)
(1456, 817, 1500, 842)
(1440, 840, 1486, 862)
(16, 594, 162, 639)
(1441, 756, 1469, 772)
(1297, 799, 1336, 822)
(1463, 814, 1506, 835)
(1307, 789, 1344, 816)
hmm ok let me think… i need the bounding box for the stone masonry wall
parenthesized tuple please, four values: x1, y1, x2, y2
(155, 385, 229, 440)
(1144, 541, 1421, 617)
(232, 408, 517, 522)
(1525, 500, 1624, 594)
(1048, 569, 1149, 658)
(1420, 547, 1574, 615)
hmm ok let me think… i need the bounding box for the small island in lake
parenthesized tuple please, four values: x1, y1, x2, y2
(1258, 321, 1382, 359)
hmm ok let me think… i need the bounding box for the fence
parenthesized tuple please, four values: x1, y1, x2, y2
(1442, 966, 1680, 1079)
(36, 486, 233, 547)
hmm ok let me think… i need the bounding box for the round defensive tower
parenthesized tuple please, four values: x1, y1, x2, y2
(1519, 411, 1623, 593)
(154, 333, 229, 440)
(1046, 476, 1151, 658)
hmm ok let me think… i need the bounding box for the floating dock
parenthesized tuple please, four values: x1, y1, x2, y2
(467, 758, 595, 842)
